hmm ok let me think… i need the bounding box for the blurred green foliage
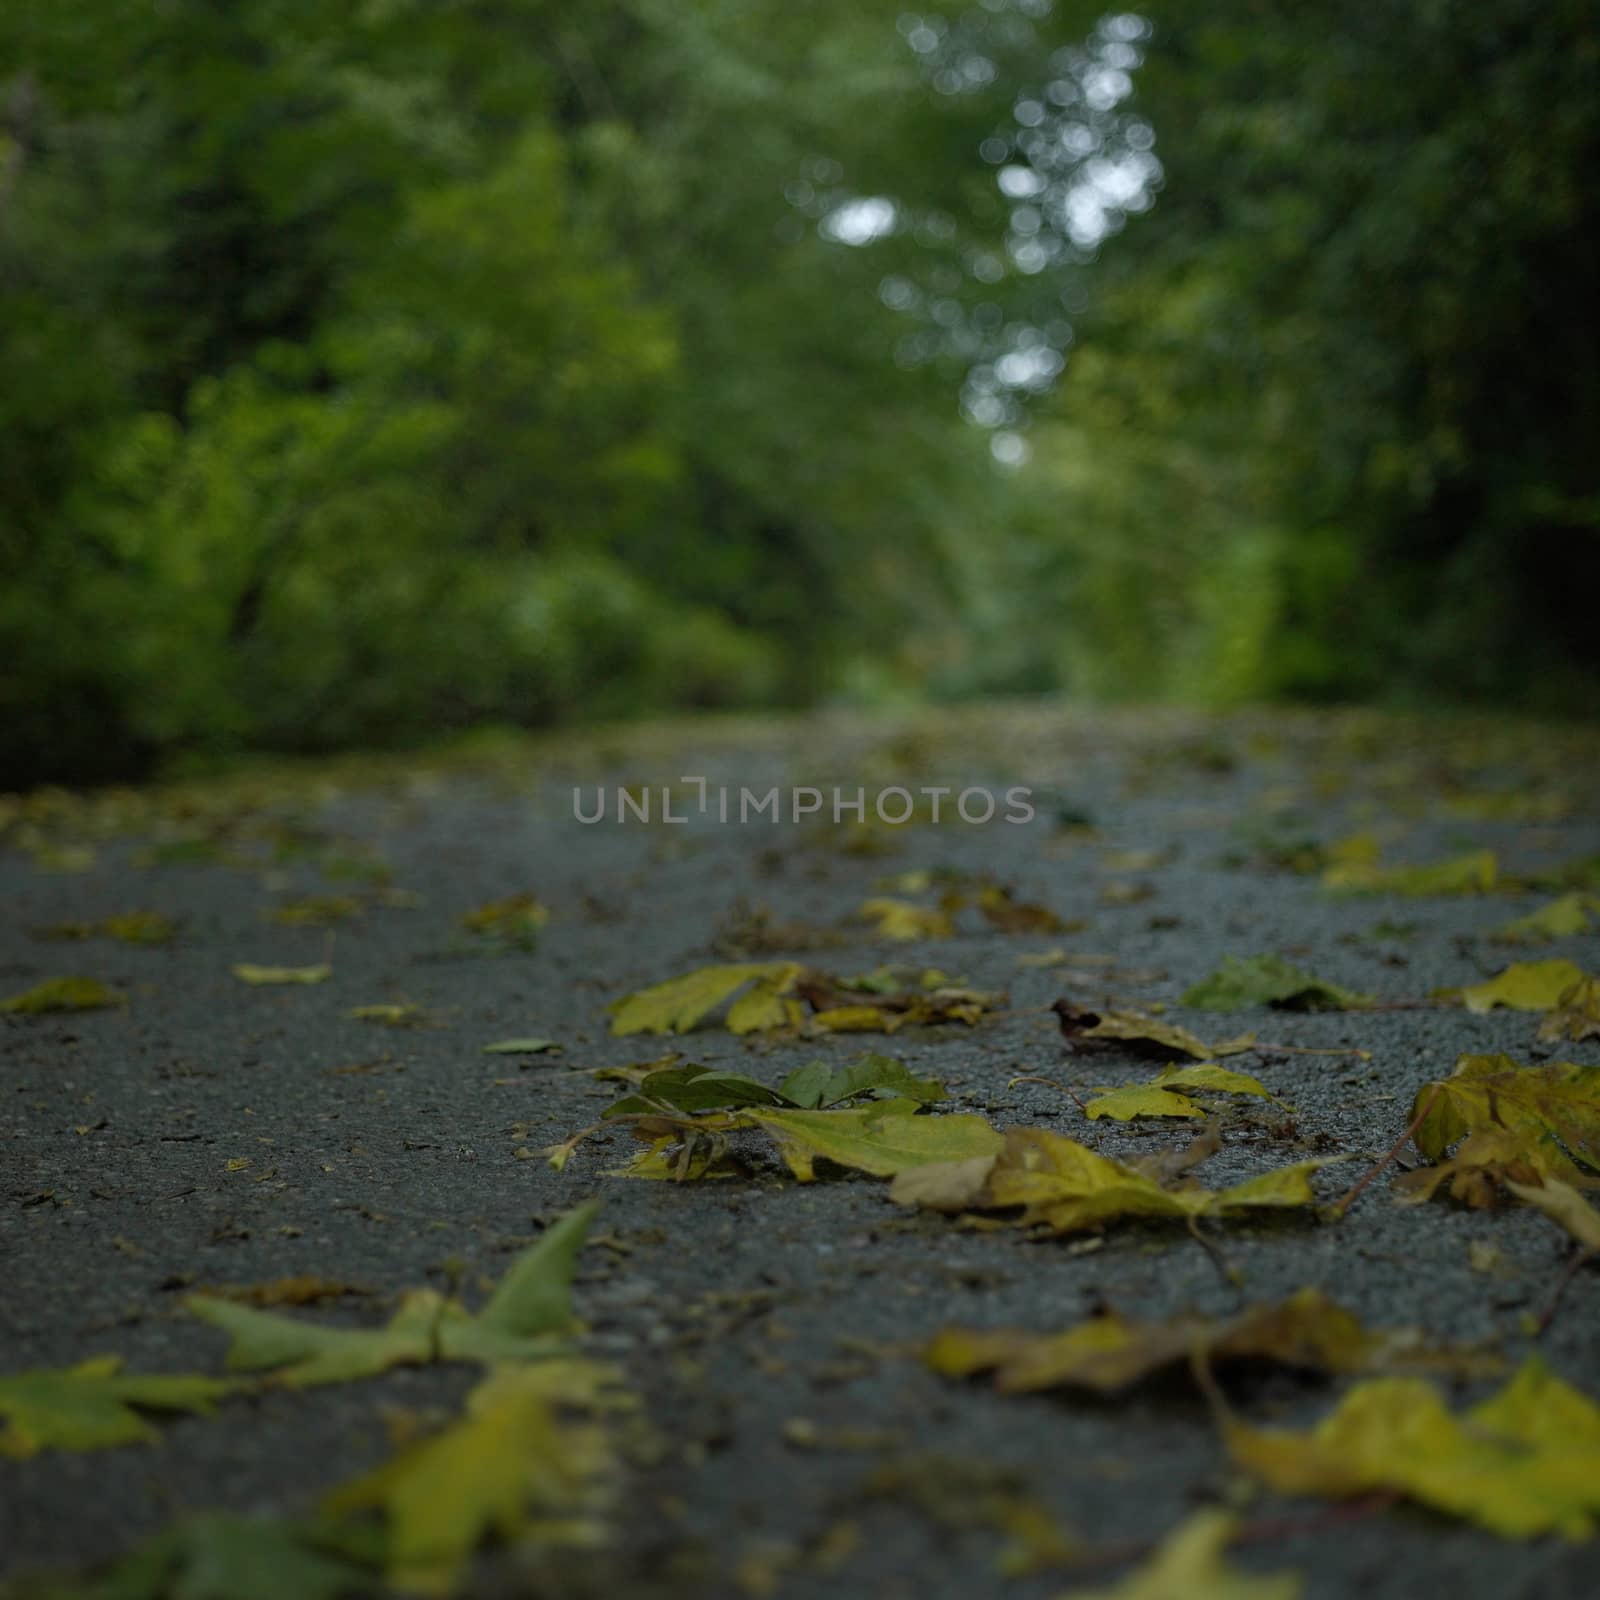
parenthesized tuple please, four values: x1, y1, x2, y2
(2, 1, 1595, 785)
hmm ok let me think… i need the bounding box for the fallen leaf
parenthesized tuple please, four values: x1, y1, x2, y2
(1538, 976, 1600, 1042)
(36, 912, 177, 946)
(482, 1038, 561, 1056)
(1054, 1001, 1217, 1060)
(272, 895, 362, 926)
(605, 1098, 1002, 1184)
(1492, 894, 1596, 944)
(891, 1127, 1330, 1237)
(858, 898, 955, 940)
(976, 886, 1072, 934)
(347, 1003, 430, 1027)
(0, 976, 127, 1014)
(189, 1202, 595, 1386)
(1408, 1052, 1599, 1182)
(749, 1102, 1005, 1182)
(325, 1360, 627, 1595)
(607, 962, 801, 1036)
(1225, 1357, 1600, 1538)
(775, 1054, 944, 1109)
(44, 1514, 378, 1600)
(232, 963, 332, 986)
(0, 1356, 233, 1457)
(1503, 1175, 1600, 1252)
(1182, 955, 1371, 1012)
(925, 1287, 1497, 1395)
(1084, 1064, 1275, 1122)
(1099, 880, 1155, 906)
(1447, 959, 1588, 1014)
(1323, 848, 1498, 895)
(459, 893, 550, 944)
(1067, 1511, 1301, 1600)
(1396, 1128, 1569, 1209)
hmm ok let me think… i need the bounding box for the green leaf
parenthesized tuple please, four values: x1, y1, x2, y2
(481, 1037, 561, 1055)
(0, 1356, 233, 1457)
(40, 1515, 379, 1600)
(602, 1065, 787, 1119)
(775, 1053, 944, 1108)
(1181, 955, 1372, 1012)
(748, 1101, 1004, 1181)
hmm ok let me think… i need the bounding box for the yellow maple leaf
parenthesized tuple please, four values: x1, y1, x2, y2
(1408, 1052, 1599, 1181)
(1450, 960, 1588, 1014)
(1227, 1359, 1600, 1538)
(606, 962, 800, 1036)
(890, 1127, 1328, 1236)
(1538, 975, 1600, 1043)
(1084, 1064, 1275, 1122)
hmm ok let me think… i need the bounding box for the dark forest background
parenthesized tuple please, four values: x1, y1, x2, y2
(3, 1, 1596, 788)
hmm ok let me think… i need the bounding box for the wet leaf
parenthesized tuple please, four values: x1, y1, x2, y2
(482, 1038, 561, 1056)
(231, 963, 332, 986)
(0, 976, 126, 1014)
(1323, 848, 1497, 895)
(1181, 955, 1372, 1012)
(1054, 1001, 1218, 1060)
(858, 898, 955, 940)
(1447, 959, 1588, 1013)
(1492, 893, 1596, 944)
(189, 1203, 595, 1386)
(606, 962, 802, 1035)
(1084, 1064, 1275, 1122)
(1409, 1053, 1600, 1181)
(325, 1360, 628, 1596)
(890, 1127, 1330, 1236)
(926, 1286, 1498, 1395)
(0, 1356, 233, 1457)
(1069, 1511, 1301, 1600)
(1225, 1358, 1600, 1537)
